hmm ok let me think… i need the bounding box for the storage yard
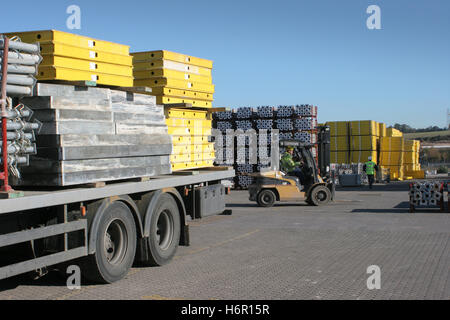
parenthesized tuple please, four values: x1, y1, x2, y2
(0, 26, 448, 302)
(0, 186, 448, 300)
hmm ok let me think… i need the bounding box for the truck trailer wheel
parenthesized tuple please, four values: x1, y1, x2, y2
(146, 193, 180, 266)
(257, 189, 276, 207)
(310, 185, 331, 206)
(82, 201, 137, 284)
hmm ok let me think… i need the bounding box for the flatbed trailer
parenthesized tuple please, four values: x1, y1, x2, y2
(0, 167, 235, 283)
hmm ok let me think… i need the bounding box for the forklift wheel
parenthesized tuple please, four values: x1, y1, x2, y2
(310, 185, 331, 206)
(257, 189, 276, 207)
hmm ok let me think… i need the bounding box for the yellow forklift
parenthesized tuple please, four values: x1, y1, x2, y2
(248, 127, 335, 207)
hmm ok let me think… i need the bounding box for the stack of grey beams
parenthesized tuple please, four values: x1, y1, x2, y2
(12, 83, 172, 186)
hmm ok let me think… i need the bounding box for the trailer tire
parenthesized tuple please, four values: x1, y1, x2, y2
(81, 201, 137, 284)
(146, 193, 180, 266)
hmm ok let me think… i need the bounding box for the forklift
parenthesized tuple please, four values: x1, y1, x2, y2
(248, 126, 335, 207)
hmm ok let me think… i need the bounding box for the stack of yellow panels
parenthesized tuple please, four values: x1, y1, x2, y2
(380, 137, 404, 180)
(379, 123, 387, 137)
(403, 140, 423, 178)
(4, 30, 133, 87)
(328, 121, 349, 137)
(349, 120, 379, 163)
(350, 120, 379, 136)
(386, 128, 403, 137)
(165, 108, 215, 171)
(328, 121, 349, 164)
(131, 50, 214, 108)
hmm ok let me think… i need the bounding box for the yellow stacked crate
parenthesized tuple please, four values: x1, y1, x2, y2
(131, 50, 214, 108)
(165, 108, 215, 171)
(386, 127, 403, 137)
(379, 123, 387, 137)
(380, 137, 404, 180)
(349, 120, 379, 163)
(4, 30, 133, 87)
(404, 140, 424, 178)
(327, 121, 350, 163)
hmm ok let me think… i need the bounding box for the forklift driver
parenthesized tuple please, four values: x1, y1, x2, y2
(281, 146, 305, 185)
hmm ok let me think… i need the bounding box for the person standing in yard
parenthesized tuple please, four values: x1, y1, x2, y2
(363, 156, 378, 189)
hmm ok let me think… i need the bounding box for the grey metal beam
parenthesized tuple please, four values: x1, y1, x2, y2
(0, 247, 87, 280)
(35, 144, 173, 160)
(0, 220, 87, 248)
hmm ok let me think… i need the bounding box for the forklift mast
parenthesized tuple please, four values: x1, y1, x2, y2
(317, 125, 331, 178)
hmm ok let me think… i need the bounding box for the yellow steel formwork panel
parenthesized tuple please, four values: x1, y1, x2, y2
(350, 121, 379, 136)
(133, 68, 212, 84)
(152, 87, 213, 101)
(192, 136, 209, 144)
(171, 135, 192, 145)
(330, 151, 350, 164)
(192, 152, 215, 161)
(39, 42, 132, 66)
(133, 60, 212, 76)
(380, 151, 403, 166)
(134, 78, 215, 94)
(5, 30, 130, 55)
(380, 137, 404, 152)
(170, 153, 192, 163)
(171, 153, 215, 163)
(157, 96, 212, 108)
(382, 165, 404, 180)
(201, 143, 215, 153)
(330, 136, 349, 152)
(166, 119, 212, 128)
(404, 140, 419, 152)
(171, 160, 215, 171)
(191, 144, 215, 154)
(403, 152, 417, 164)
(350, 135, 378, 151)
(131, 50, 213, 69)
(386, 128, 403, 137)
(37, 66, 133, 87)
(172, 145, 190, 155)
(327, 121, 349, 137)
(167, 126, 211, 136)
(41, 56, 132, 77)
(166, 108, 208, 119)
(350, 150, 377, 163)
(378, 123, 386, 137)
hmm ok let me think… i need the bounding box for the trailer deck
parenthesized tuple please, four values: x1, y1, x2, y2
(0, 167, 234, 214)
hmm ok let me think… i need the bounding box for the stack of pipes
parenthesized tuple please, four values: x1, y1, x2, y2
(409, 181, 443, 207)
(0, 36, 41, 190)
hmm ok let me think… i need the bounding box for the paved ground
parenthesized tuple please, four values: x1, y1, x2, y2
(0, 182, 449, 300)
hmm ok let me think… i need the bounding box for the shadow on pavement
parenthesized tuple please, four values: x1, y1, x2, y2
(336, 183, 410, 192)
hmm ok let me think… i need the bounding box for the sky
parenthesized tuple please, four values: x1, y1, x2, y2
(1, 0, 449, 128)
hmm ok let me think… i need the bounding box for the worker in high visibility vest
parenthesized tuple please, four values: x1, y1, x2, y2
(281, 146, 305, 185)
(363, 156, 378, 189)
